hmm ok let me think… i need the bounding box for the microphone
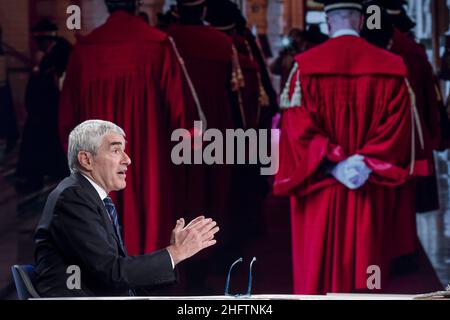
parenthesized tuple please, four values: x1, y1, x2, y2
(245, 257, 257, 296)
(224, 257, 242, 296)
(224, 257, 257, 297)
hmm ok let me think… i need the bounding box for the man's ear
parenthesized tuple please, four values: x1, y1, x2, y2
(77, 151, 93, 172)
(326, 16, 331, 33)
(359, 13, 365, 31)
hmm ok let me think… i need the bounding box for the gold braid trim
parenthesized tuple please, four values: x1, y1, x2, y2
(244, 40, 269, 109)
(231, 45, 245, 91)
(168, 36, 207, 129)
(405, 78, 424, 175)
(230, 44, 247, 128)
(434, 82, 443, 102)
(280, 63, 298, 109)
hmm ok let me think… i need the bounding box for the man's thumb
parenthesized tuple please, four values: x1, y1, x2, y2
(175, 218, 185, 231)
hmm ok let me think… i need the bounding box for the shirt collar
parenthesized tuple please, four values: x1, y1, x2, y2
(81, 173, 108, 201)
(331, 29, 360, 38)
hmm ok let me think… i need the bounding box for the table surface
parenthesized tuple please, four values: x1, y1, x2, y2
(31, 293, 421, 300)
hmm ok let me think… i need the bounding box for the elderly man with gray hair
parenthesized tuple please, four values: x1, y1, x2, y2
(34, 120, 219, 297)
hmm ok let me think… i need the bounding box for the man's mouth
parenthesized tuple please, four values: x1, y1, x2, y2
(117, 170, 127, 177)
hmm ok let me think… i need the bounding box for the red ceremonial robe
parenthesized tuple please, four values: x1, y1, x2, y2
(231, 34, 261, 129)
(391, 29, 440, 174)
(227, 33, 268, 242)
(274, 35, 412, 294)
(391, 30, 440, 170)
(166, 23, 235, 243)
(59, 12, 196, 255)
(241, 27, 280, 129)
(389, 30, 441, 257)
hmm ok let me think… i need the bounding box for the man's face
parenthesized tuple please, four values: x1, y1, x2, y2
(89, 132, 131, 193)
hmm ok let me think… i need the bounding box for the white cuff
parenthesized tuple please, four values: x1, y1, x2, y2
(167, 249, 175, 269)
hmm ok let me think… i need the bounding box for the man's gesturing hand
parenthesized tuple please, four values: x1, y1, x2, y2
(166, 216, 219, 266)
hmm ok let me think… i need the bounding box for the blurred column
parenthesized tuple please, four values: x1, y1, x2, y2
(281, 0, 305, 35)
(431, 0, 449, 71)
(245, 0, 274, 56)
(0, 0, 30, 123)
(245, 0, 268, 34)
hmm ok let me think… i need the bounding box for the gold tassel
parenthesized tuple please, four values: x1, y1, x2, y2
(169, 36, 207, 129)
(231, 69, 239, 92)
(237, 66, 245, 88)
(280, 87, 291, 108)
(290, 69, 302, 107)
(434, 82, 442, 102)
(280, 63, 298, 109)
(405, 78, 424, 150)
(244, 39, 269, 107)
(258, 73, 269, 107)
(231, 45, 245, 91)
(405, 77, 425, 175)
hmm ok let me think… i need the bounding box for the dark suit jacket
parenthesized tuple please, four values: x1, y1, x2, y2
(34, 173, 176, 297)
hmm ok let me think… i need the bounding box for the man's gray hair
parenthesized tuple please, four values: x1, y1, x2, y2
(327, 8, 362, 20)
(327, 8, 363, 33)
(68, 120, 125, 174)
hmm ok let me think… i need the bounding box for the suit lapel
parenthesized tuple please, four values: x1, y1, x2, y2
(74, 173, 127, 256)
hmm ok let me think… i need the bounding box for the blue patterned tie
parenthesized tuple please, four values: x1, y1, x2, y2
(103, 197, 125, 252)
(103, 197, 135, 296)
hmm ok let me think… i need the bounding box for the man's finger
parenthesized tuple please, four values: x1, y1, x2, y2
(188, 217, 212, 231)
(201, 226, 219, 241)
(198, 220, 217, 234)
(204, 234, 215, 241)
(174, 218, 185, 231)
(201, 239, 217, 249)
(185, 215, 205, 229)
(348, 173, 360, 185)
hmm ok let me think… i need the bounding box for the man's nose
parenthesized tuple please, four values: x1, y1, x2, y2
(123, 152, 131, 165)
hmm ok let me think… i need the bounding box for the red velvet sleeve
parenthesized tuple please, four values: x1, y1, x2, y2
(356, 78, 412, 186)
(273, 104, 346, 196)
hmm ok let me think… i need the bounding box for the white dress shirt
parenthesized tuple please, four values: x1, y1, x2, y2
(331, 28, 360, 38)
(80, 173, 175, 269)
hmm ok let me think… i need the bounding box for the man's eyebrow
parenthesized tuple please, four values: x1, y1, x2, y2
(109, 141, 124, 147)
